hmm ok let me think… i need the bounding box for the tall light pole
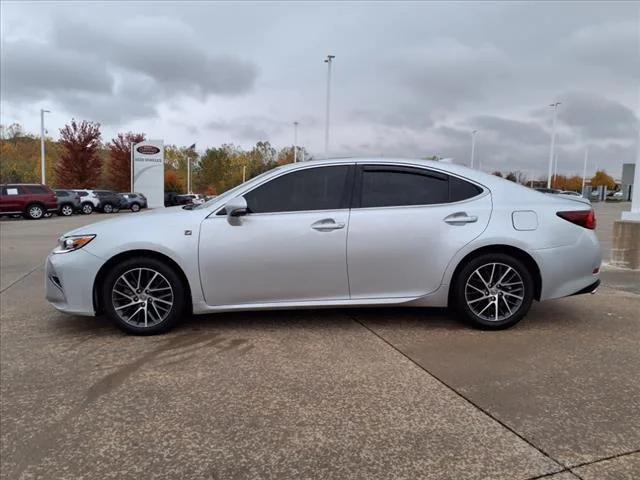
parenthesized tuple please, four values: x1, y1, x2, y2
(581, 147, 589, 195)
(547, 101, 561, 188)
(40, 109, 50, 184)
(324, 54, 335, 159)
(470, 130, 478, 168)
(293, 121, 299, 163)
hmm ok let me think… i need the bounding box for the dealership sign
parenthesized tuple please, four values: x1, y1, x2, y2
(132, 140, 164, 208)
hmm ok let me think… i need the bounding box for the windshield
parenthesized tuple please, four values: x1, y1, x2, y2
(193, 168, 282, 210)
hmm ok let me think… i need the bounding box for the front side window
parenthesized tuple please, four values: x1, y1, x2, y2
(359, 166, 482, 208)
(244, 165, 351, 214)
(55, 190, 69, 197)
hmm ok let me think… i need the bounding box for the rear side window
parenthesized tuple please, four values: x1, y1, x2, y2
(245, 165, 351, 213)
(26, 185, 49, 194)
(55, 190, 69, 197)
(360, 167, 449, 208)
(358, 166, 482, 208)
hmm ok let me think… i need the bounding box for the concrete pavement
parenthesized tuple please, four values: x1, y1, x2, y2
(1, 204, 638, 479)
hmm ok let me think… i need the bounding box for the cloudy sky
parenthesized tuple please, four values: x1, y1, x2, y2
(1, 1, 638, 178)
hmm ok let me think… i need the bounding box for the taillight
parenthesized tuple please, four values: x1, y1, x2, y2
(556, 209, 596, 230)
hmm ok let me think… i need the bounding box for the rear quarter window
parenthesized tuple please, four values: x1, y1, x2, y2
(449, 176, 483, 202)
(25, 185, 50, 194)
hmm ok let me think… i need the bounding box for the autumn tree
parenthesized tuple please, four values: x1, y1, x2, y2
(590, 170, 616, 190)
(107, 132, 145, 191)
(164, 170, 185, 193)
(492, 171, 503, 178)
(56, 120, 102, 188)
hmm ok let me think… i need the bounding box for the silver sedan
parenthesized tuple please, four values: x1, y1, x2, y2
(46, 158, 601, 334)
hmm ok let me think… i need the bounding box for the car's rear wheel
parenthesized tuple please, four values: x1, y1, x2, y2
(81, 203, 94, 214)
(102, 203, 114, 213)
(130, 203, 140, 212)
(60, 204, 74, 216)
(102, 257, 185, 335)
(453, 253, 534, 329)
(24, 203, 44, 220)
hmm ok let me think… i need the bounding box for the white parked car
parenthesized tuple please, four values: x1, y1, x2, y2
(46, 158, 601, 335)
(73, 190, 100, 214)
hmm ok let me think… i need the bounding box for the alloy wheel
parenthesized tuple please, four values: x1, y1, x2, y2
(29, 205, 43, 219)
(111, 268, 174, 328)
(82, 204, 93, 214)
(131, 204, 140, 212)
(61, 205, 73, 216)
(103, 204, 113, 213)
(464, 262, 525, 322)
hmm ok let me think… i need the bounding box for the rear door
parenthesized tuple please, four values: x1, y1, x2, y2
(347, 164, 492, 299)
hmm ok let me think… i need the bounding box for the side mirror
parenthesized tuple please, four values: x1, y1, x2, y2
(225, 196, 248, 225)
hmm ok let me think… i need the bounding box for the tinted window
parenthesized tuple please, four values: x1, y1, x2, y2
(245, 166, 350, 213)
(449, 176, 482, 202)
(26, 185, 49, 194)
(360, 167, 449, 208)
(76, 191, 88, 197)
(55, 190, 69, 197)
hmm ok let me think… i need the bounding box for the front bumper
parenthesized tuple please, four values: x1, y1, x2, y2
(45, 249, 106, 316)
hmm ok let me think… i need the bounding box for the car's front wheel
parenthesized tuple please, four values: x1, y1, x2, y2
(130, 203, 140, 212)
(102, 203, 114, 213)
(59, 204, 74, 216)
(453, 253, 534, 329)
(102, 257, 186, 335)
(81, 203, 94, 214)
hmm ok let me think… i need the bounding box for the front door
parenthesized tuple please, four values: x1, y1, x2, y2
(347, 164, 492, 299)
(198, 164, 354, 306)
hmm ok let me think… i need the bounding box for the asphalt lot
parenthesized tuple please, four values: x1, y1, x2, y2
(1, 204, 638, 479)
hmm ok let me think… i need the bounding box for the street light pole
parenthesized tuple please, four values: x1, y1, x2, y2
(470, 130, 477, 168)
(581, 147, 589, 196)
(40, 109, 50, 184)
(293, 121, 299, 163)
(547, 102, 561, 188)
(324, 54, 335, 159)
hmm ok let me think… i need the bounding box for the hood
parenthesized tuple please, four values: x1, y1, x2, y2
(63, 206, 207, 238)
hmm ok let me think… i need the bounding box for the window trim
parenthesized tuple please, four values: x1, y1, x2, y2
(353, 163, 486, 210)
(214, 163, 356, 216)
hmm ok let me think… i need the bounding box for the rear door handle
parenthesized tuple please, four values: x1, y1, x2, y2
(444, 212, 478, 225)
(311, 218, 345, 231)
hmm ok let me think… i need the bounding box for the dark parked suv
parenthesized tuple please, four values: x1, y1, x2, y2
(120, 192, 148, 212)
(0, 184, 58, 219)
(94, 190, 127, 213)
(54, 189, 82, 216)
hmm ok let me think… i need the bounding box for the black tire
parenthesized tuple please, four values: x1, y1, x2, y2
(24, 203, 45, 220)
(452, 252, 534, 330)
(102, 203, 114, 214)
(130, 203, 141, 212)
(102, 257, 186, 335)
(59, 203, 74, 216)
(81, 202, 94, 214)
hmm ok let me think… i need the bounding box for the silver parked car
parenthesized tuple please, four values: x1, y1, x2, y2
(46, 158, 601, 335)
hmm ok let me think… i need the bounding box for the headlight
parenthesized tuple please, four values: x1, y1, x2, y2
(54, 234, 96, 253)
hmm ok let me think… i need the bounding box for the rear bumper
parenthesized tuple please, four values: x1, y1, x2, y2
(570, 279, 600, 296)
(534, 230, 601, 301)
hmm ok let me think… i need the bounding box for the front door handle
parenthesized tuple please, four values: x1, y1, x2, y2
(311, 218, 346, 231)
(444, 212, 478, 225)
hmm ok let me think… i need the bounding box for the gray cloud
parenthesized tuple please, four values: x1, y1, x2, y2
(0, 40, 113, 100)
(469, 116, 550, 146)
(557, 93, 638, 140)
(52, 17, 258, 97)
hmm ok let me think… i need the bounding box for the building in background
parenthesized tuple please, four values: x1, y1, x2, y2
(621, 163, 635, 202)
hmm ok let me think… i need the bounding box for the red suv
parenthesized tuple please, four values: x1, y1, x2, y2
(0, 184, 58, 220)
